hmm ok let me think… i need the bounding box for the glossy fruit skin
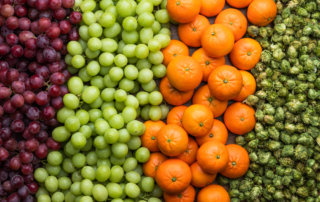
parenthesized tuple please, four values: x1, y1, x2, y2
(177, 137, 198, 165)
(247, 0, 277, 26)
(190, 162, 216, 188)
(166, 105, 187, 127)
(197, 184, 230, 202)
(167, 0, 201, 23)
(208, 65, 243, 101)
(226, 0, 253, 8)
(163, 185, 196, 202)
(167, 56, 203, 92)
(196, 119, 228, 146)
(230, 38, 262, 70)
(160, 77, 194, 106)
(182, 104, 214, 137)
(143, 152, 168, 178)
(224, 102, 256, 135)
(141, 120, 166, 152)
(200, 0, 225, 17)
(192, 85, 228, 117)
(162, 40, 189, 66)
(192, 48, 225, 82)
(215, 8, 247, 41)
(233, 70, 256, 102)
(155, 159, 192, 194)
(220, 144, 250, 178)
(197, 141, 229, 174)
(178, 15, 210, 47)
(157, 124, 188, 157)
(201, 24, 234, 58)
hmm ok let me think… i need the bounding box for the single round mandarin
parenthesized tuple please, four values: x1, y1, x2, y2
(141, 120, 166, 152)
(223, 102, 256, 135)
(215, 8, 247, 41)
(157, 124, 188, 157)
(226, 0, 253, 8)
(220, 144, 250, 179)
(143, 152, 167, 178)
(233, 70, 256, 102)
(192, 85, 228, 117)
(196, 119, 228, 146)
(247, 0, 277, 26)
(163, 185, 196, 202)
(192, 48, 225, 82)
(190, 162, 217, 188)
(197, 184, 230, 202)
(197, 141, 229, 174)
(159, 77, 194, 106)
(178, 15, 210, 47)
(230, 38, 262, 70)
(207, 65, 243, 101)
(177, 137, 198, 165)
(182, 104, 214, 137)
(155, 159, 192, 194)
(201, 24, 234, 58)
(200, 0, 225, 17)
(161, 40, 189, 66)
(167, 0, 201, 23)
(167, 56, 203, 92)
(166, 105, 188, 127)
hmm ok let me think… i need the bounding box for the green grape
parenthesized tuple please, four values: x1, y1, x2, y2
(103, 24, 121, 38)
(87, 37, 102, 51)
(111, 143, 128, 158)
(92, 184, 108, 201)
(52, 126, 71, 142)
(135, 147, 150, 163)
(106, 183, 123, 199)
(138, 12, 155, 27)
(141, 177, 155, 192)
(96, 165, 111, 182)
(127, 136, 141, 150)
(110, 166, 124, 183)
(45, 176, 58, 193)
(125, 183, 140, 198)
(123, 157, 138, 172)
(127, 120, 145, 136)
(82, 86, 100, 104)
(104, 128, 119, 144)
(140, 28, 153, 44)
(123, 16, 138, 31)
(71, 132, 87, 149)
(136, 0, 153, 15)
(72, 153, 86, 168)
(34, 168, 48, 183)
(82, 12, 96, 25)
(99, 12, 116, 28)
(80, 0, 96, 12)
(63, 93, 80, 109)
(122, 106, 137, 123)
(80, 179, 94, 196)
(68, 76, 84, 95)
(118, 128, 131, 143)
(47, 151, 63, 166)
(148, 51, 163, 65)
(125, 171, 141, 184)
(52, 192, 64, 202)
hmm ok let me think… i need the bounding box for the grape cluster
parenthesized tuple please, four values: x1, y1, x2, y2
(34, 0, 171, 201)
(0, 0, 81, 200)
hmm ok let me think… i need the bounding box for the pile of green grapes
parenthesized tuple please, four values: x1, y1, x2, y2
(34, 0, 171, 201)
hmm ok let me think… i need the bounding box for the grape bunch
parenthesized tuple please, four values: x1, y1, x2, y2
(34, 0, 171, 201)
(0, 0, 81, 200)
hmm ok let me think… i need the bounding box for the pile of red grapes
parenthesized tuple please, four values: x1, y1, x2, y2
(0, 0, 81, 200)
